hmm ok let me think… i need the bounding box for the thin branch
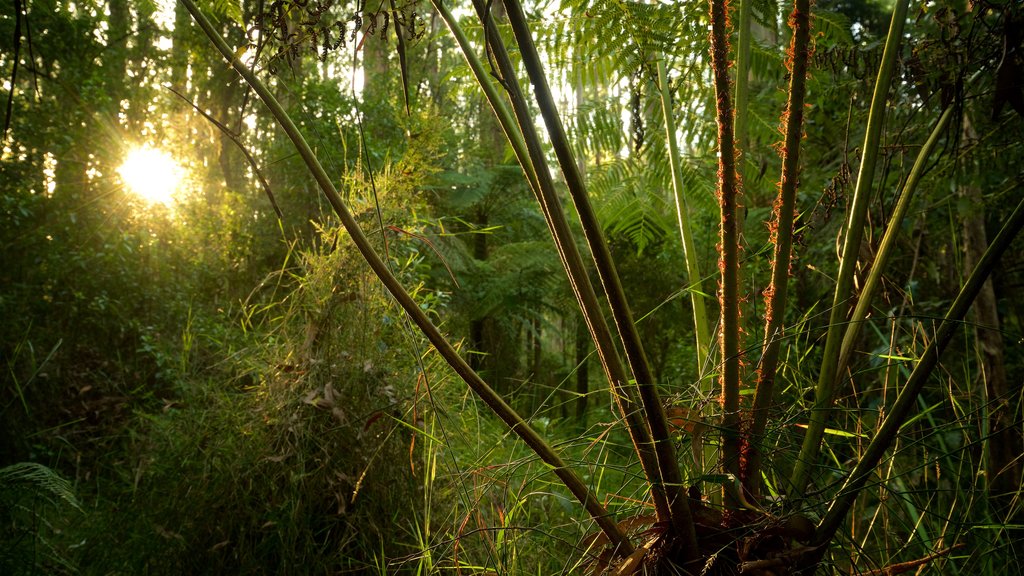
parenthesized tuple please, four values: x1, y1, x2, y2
(861, 544, 965, 575)
(167, 86, 283, 220)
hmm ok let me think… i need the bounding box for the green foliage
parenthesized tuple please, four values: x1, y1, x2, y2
(0, 463, 80, 511)
(3, 0, 1023, 573)
(0, 463, 80, 575)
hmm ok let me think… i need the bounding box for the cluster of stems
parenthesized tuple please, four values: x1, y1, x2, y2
(185, 0, 1023, 571)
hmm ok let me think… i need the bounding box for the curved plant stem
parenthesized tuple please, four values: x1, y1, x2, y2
(427, 1, 537, 196)
(709, 0, 744, 506)
(746, 0, 812, 500)
(500, 0, 698, 553)
(802, 194, 1024, 572)
(788, 0, 910, 498)
(834, 106, 954, 380)
(657, 59, 717, 486)
(181, 0, 634, 556)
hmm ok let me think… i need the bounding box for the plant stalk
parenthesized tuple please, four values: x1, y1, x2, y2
(709, 0, 744, 505)
(500, 0, 698, 551)
(802, 193, 1024, 572)
(657, 60, 714, 383)
(181, 0, 634, 555)
(788, 0, 910, 497)
(459, 0, 674, 526)
(746, 0, 812, 499)
(834, 106, 954, 380)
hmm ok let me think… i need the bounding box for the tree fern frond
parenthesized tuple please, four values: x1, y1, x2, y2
(750, 38, 786, 82)
(813, 10, 855, 46)
(0, 462, 81, 511)
(201, 0, 244, 25)
(752, 0, 781, 32)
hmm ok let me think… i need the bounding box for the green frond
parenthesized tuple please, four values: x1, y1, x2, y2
(571, 99, 628, 159)
(0, 462, 81, 511)
(749, 37, 786, 83)
(590, 158, 678, 254)
(200, 0, 244, 26)
(752, 0, 781, 32)
(812, 10, 855, 46)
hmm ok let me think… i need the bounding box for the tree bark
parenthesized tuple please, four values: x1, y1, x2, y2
(961, 119, 1019, 515)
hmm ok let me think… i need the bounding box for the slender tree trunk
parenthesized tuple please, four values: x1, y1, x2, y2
(106, 0, 129, 101)
(961, 117, 1019, 516)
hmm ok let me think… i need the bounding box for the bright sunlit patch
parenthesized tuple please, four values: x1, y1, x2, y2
(118, 147, 183, 206)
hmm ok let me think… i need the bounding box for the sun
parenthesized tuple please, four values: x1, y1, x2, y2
(118, 147, 184, 206)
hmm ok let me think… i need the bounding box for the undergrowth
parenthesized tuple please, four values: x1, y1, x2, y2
(4, 230, 428, 574)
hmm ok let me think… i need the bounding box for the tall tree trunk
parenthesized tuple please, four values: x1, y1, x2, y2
(961, 116, 1019, 517)
(106, 0, 129, 103)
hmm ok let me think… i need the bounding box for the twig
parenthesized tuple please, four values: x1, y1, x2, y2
(167, 86, 283, 220)
(861, 543, 965, 575)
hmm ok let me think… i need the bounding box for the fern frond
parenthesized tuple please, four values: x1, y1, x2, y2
(0, 462, 81, 510)
(813, 10, 855, 46)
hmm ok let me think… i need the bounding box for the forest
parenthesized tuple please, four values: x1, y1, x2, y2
(1, 0, 1022, 573)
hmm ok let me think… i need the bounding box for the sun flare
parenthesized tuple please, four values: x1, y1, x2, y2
(118, 147, 184, 206)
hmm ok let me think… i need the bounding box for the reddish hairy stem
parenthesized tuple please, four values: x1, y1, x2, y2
(709, 0, 743, 506)
(745, 0, 812, 499)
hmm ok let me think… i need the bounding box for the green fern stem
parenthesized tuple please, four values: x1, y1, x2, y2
(709, 0, 744, 507)
(657, 59, 713, 386)
(182, 0, 634, 556)
(834, 106, 954, 382)
(501, 0, 698, 551)
(788, 0, 910, 498)
(746, 0, 812, 499)
(802, 194, 1024, 572)
(462, 0, 676, 528)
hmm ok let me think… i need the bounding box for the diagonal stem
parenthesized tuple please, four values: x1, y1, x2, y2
(499, 0, 698, 553)
(789, 0, 910, 498)
(181, 0, 634, 556)
(800, 193, 1024, 573)
(459, 0, 672, 526)
(833, 106, 954, 383)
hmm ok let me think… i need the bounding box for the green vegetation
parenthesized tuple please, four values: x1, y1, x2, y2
(2, 0, 1022, 574)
